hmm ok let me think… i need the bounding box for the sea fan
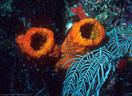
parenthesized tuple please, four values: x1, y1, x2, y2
(106, 28, 129, 58)
(63, 47, 119, 96)
(35, 87, 50, 96)
(62, 24, 132, 96)
(107, 25, 132, 57)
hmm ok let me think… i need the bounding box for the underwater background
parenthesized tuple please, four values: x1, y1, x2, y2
(0, 0, 132, 96)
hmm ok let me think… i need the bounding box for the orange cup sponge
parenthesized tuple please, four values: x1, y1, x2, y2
(55, 18, 105, 71)
(16, 27, 60, 59)
(70, 18, 105, 46)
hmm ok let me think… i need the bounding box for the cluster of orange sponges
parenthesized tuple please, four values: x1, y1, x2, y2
(16, 27, 60, 59)
(55, 18, 105, 71)
(16, 18, 105, 71)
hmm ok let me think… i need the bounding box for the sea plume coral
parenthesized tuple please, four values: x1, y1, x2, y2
(16, 27, 60, 59)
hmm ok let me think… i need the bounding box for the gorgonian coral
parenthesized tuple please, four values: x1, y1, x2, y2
(16, 27, 60, 59)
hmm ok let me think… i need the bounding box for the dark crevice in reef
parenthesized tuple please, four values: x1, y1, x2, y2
(80, 23, 94, 39)
(31, 32, 47, 50)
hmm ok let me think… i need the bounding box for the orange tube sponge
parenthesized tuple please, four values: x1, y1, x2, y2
(62, 18, 105, 55)
(54, 56, 75, 72)
(16, 27, 60, 59)
(55, 18, 105, 71)
(71, 18, 105, 46)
